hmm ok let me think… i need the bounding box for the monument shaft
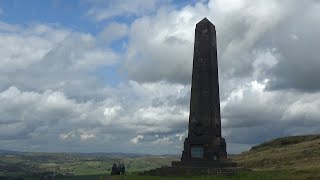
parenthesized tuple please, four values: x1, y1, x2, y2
(181, 18, 227, 161)
(141, 19, 243, 175)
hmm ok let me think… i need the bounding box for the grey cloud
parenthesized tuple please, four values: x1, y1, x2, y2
(0, 23, 119, 101)
(1, 0, 320, 155)
(123, 0, 288, 83)
(123, 4, 206, 83)
(266, 3, 320, 92)
(221, 80, 320, 146)
(85, 0, 168, 21)
(99, 22, 128, 44)
(0, 81, 190, 154)
(123, 0, 320, 94)
(120, 0, 320, 152)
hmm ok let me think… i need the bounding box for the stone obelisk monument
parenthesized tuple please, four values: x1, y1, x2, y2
(182, 17, 227, 162)
(140, 18, 243, 175)
(172, 18, 231, 168)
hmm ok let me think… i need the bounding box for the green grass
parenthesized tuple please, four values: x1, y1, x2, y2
(108, 170, 320, 180)
(233, 134, 320, 171)
(251, 134, 320, 151)
(3, 168, 320, 180)
(0, 153, 179, 175)
(47, 169, 317, 180)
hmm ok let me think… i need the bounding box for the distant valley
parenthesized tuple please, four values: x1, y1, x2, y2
(2, 134, 320, 179)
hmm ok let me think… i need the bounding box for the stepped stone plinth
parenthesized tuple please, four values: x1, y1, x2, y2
(139, 165, 249, 176)
(171, 160, 237, 168)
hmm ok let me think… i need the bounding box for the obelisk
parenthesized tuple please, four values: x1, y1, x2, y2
(180, 18, 227, 162)
(140, 18, 243, 175)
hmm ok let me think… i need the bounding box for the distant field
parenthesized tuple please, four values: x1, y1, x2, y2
(0, 152, 179, 179)
(2, 134, 320, 179)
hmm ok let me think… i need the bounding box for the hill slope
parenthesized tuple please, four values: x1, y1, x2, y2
(232, 134, 320, 171)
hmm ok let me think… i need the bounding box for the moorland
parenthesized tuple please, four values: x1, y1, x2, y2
(2, 134, 320, 179)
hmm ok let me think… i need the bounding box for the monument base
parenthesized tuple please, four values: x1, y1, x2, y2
(172, 160, 237, 168)
(139, 158, 249, 176)
(181, 136, 227, 161)
(139, 163, 249, 176)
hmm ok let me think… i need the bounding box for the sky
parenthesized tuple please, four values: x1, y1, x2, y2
(0, 0, 319, 155)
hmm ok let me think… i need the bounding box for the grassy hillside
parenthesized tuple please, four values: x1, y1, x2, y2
(233, 134, 320, 172)
(2, 134, 320, 179)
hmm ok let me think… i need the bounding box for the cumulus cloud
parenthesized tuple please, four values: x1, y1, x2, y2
(98, 81, 190, 136)
(59, 131, 74, 140)
(282, 94, 320, 124)
(123, 0, 320, 91)
(85, 0, 169, 21)
(0, 22, 119, 101)
(124, 2, 209, 83)
(0, 80, 190, 153)
(1, 0, 320, 155)
(221, 79, 320, 148)
(119, 0, 320, 153)
(266, 2, 320, 92)
(99, 22, 128, 44)
(175, 133, 185, 141)
(78, 129, 96, 141)
(0, 23, 69, 72)
(152, 136, 172, 145)
(0, 86, 100, 140)
(130, 135, 144, 144)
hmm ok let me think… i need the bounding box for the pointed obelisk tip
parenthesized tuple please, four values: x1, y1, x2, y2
(197, 17, 214, 26)
(201, 17, 210, 22)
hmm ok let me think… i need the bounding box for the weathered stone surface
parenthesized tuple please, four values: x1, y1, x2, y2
(181, 17, 227, 162)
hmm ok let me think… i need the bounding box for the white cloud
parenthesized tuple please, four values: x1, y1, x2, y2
(152, 136, 172, 145)
(0, 80, 189, 153)
(211, 0, 288, 76)
(175, 133, 185, 141)
(104, 105, 123, 123)
(130, 135, 144, 144)
(124, 2, 209, 83)
(221, 80, 284, 128)
(0, 24, 68, 72)
(220, 78, 320, 145)
(99, 22, 128, 43)
(0, 86, 113, 142)
(282, 94, 320, 123)
(59, 131, 73, 140)
(0, 22, 118, 72)
(78, 129, 96, 141)
(85, 0, 167, 21)
(0, 22, 119, 101)
(123, 0, 320, 87)
(1, 0, 320, 155)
